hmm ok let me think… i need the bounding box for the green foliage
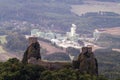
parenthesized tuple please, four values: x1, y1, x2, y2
(41, 70, 54, 80)
(0, 58, 109, 80)
(41, 69, 93, 80)
(0, 58, 45, 80)
(97, 75, 108, 80)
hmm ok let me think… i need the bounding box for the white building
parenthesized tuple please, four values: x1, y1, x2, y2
(93, 29, 101, 41)
(31, 29, 39, 37)
(66, 24, 79, 41)
(71, 24, 77, 37)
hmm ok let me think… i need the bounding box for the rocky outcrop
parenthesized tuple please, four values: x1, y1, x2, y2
(22, 41, 41, 64)
(77, 47, 98, 75)
(22, 38, 98, 75)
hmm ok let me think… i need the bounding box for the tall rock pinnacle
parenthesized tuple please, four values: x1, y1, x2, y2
(22, 37, 41, 64)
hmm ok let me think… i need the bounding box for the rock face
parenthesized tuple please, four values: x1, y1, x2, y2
(77, 47, 98, 75)
(22, 41, 41, 64)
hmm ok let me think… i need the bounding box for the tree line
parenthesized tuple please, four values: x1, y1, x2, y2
(0, 58, 115, 80)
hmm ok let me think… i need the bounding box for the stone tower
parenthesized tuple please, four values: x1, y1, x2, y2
(77, 47, 98, 75)
(28, 37, 38, 45)
(22, 37, 41, 64)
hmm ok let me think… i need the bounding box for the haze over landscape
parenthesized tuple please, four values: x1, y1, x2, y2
(71, 0, 120, 16)
(0, 0, 120, 80)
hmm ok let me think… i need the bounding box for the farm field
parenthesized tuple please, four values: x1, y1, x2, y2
(101, 27, 120, 36)
(39, 40, 66, 54)
(71, 0, 120, 16)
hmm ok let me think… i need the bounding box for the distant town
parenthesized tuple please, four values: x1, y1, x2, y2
(29, 24, 106, 50)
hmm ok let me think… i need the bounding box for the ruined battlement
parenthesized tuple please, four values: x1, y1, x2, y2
(81, 46, 92, 53)
(28, 37, 38, 45)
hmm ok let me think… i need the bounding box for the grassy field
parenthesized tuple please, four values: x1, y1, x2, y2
(0, 35, 7, 44)
(100, 27, 120, 35)
(39, 40, 66, 54)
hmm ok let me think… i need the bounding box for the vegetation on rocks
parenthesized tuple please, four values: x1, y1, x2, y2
(0, 58, 113, 80)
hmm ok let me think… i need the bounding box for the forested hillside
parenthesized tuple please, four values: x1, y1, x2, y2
(95, 49, 120, 80)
